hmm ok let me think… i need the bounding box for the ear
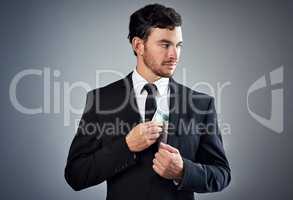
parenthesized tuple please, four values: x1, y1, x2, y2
(131, 36, 144, 56)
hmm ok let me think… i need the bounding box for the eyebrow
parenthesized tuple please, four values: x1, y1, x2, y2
(157, 39, 183, 46)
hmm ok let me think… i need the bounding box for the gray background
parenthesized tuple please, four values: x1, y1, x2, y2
(1, 0, 292, 199)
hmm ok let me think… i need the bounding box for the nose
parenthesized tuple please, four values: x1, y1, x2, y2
(168, 46, 179, 61)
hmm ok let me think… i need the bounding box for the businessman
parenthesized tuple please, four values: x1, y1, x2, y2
(65, 4, 231, 200)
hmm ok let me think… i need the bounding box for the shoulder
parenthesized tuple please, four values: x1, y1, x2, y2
(172, 79, 214, 111)
(87, 77, 129, 97)
(173, 79, 213, 100)
(84, 76, 131, 110)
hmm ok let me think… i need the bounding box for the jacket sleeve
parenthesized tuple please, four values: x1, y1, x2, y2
(177, 97, 231, 193)
(64, 91, 137, 191)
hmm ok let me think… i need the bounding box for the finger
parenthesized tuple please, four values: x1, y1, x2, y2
(159, 142, 179, 154)
(153, 161, 172, 179)
(152, 164, 162, 176)
(138, 124, 148, 132)
(155, 152, 169, 166)
(153, 121, 163, 127)
(147, 133, 160, 140)
(153, 158, 164, 170)
(148, 121, 163, 128)
(158, 148, 172, 157)
(148, 126, 163, 133)
(145, 121, 156, 126)
(143, 121, 154, 128)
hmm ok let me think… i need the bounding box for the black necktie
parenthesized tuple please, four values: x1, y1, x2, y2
(143, 83, 157, 122)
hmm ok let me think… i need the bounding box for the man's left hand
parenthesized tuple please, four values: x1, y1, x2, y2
(152, 142, 184, 181)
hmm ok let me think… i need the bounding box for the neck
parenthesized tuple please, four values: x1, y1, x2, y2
(136, 60, 161, 83)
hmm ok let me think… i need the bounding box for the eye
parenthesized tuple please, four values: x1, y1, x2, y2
(176, 43, 183, 48)
(161, 43, 170, 48)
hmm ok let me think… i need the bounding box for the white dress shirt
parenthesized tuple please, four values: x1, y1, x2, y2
(132, 68, 170, 122)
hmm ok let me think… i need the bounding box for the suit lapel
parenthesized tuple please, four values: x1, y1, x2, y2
(123, 72, 142, 126)
(167, 78, 180, 147)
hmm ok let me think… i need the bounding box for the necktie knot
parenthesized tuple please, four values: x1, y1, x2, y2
(143, 83, 157, 95)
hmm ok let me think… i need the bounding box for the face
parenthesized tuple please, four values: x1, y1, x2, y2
(141, 27, 183, 78)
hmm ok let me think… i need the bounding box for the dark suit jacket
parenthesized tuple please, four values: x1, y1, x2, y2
(64, 72, 231, 200)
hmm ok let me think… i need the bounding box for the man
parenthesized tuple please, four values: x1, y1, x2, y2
(65, 4, 231, 200)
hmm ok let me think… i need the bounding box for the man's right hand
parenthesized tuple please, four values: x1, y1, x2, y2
(126, 121, 163, 152)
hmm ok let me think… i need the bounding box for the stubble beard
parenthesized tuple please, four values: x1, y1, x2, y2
(143, 54, 174, 78)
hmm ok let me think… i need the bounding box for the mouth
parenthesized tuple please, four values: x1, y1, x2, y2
(163, 62, 177, 68)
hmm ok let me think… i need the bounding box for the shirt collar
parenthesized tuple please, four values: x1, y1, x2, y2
(132, 68, 169, 96)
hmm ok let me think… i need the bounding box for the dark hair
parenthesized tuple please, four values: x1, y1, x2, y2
(128, 4, 182, 56)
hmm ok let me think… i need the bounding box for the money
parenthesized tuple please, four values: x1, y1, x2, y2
(152, 109, 168, 124)
(152, 109, 169, 143)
